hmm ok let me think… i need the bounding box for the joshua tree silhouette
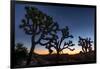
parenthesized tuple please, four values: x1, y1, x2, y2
(45, 26, 75, 55)
(19, 6, 59, 65)
(78, 36, 93, 53)
(86, 37, 93, 52)
(19, 6, 75, 65)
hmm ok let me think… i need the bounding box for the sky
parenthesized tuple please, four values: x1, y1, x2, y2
(15, 3, 95, 55)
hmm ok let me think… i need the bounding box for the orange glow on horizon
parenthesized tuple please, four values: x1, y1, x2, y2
(62, 49, 81, 55)
(34, 49, 81, 55)
(34, 49, 49, 55)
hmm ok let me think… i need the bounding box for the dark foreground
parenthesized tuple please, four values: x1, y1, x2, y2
(14, 51, 96, 68)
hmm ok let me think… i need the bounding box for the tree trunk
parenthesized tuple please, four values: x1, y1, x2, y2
(56, 47, 60, 63)
(26, 35, 35, 65)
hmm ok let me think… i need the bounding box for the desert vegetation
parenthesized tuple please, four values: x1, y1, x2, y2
(14, 6, 96, 68)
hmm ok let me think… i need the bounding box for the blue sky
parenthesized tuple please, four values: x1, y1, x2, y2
(15, 3, 95, 54)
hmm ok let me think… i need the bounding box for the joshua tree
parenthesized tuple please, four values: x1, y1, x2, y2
(45, 26, 75, 55)
(78, 36, 86, 53)
(78, 36, 93, 53)
(85, 37, 93, 52)
(19, 6, 59, 65)
(44, 26, 75, 63)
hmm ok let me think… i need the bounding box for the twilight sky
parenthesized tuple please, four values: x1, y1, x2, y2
(15, 3, 95, 55)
